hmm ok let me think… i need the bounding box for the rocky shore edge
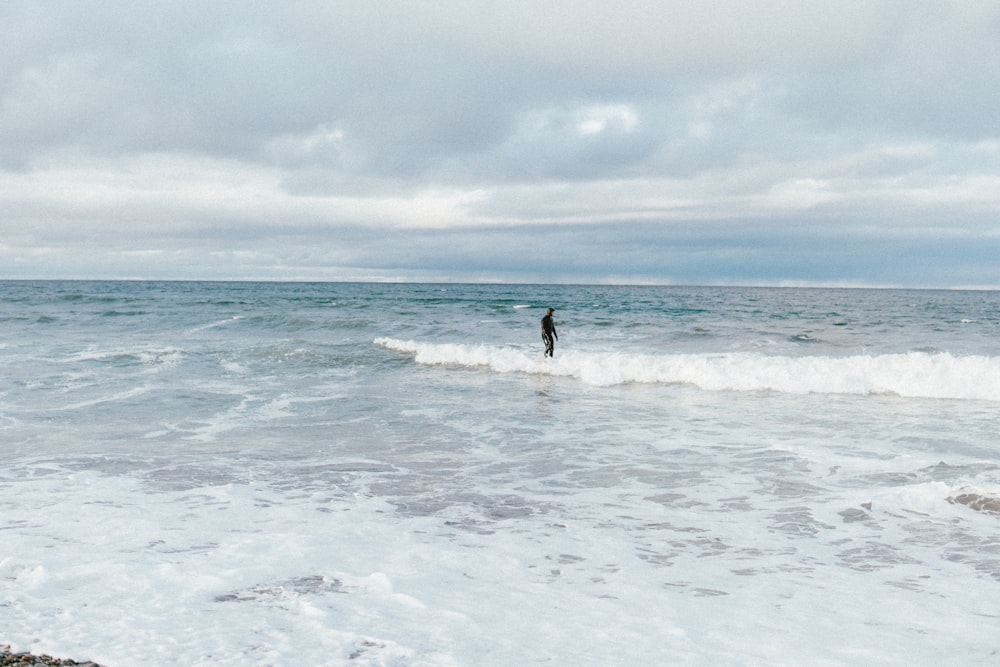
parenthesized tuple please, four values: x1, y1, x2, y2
(1, 646, 102, 666)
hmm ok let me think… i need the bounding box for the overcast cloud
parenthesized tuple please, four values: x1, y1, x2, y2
(2, 1, 1000, 285)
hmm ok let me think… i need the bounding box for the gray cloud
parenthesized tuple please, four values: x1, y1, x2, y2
(2, 1, 1000, 285)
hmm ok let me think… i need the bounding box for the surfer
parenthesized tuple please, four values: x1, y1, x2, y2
(541, 307, 558, 357)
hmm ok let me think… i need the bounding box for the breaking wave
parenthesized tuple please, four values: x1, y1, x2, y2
(375, 337, 1000, 401)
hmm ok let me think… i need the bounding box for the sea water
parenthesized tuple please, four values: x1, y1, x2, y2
(1, 281, 999, 666)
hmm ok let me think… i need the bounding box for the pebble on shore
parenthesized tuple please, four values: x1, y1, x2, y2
(1, 646, 102, 667)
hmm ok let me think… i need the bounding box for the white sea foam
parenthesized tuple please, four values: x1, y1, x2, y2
(2, 458, 997, 666)
(62, 347, 184, 368)
(376, 338, 1000, 401)
(53, 386, 152, 411)
(187, 315, 243, 334)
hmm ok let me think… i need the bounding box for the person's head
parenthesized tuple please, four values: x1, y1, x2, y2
(547, 308, 555, 315)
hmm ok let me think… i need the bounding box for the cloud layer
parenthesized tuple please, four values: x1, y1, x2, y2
(3, 1, 1000, 285)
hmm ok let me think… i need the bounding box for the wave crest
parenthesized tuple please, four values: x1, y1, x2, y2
(375, 337, 1000, 401)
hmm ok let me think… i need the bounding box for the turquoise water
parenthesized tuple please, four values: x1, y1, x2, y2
(2, 281, 1000, 665)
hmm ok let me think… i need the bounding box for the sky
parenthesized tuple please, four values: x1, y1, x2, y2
(2, 1, 1000, 286)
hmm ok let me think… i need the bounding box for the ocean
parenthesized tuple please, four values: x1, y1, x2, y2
(2, 280, 999, 665)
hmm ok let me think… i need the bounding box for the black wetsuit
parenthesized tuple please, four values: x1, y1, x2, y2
(541, 313, 557, 357)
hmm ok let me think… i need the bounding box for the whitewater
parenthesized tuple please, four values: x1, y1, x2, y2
(375, 338, 1000, 399)
(2, 281, 999, 665)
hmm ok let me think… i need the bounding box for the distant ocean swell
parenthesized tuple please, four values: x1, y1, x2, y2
(375, 338, 1000, 401)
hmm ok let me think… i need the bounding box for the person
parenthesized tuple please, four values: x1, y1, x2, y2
(541, 307, 558, 357)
